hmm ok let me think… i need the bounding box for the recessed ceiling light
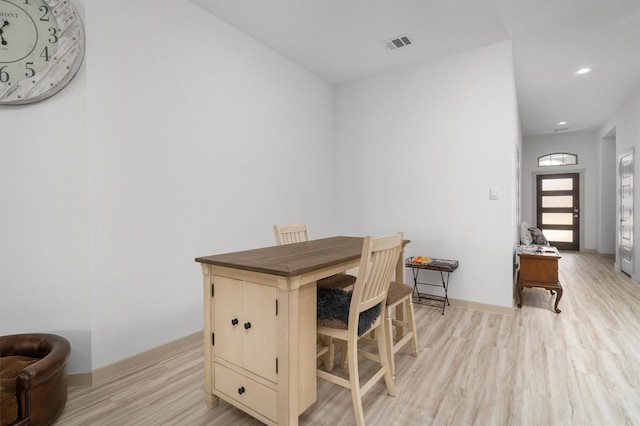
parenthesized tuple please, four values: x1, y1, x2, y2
(558, 121, 567, 125)
(575, 67, 592, 75)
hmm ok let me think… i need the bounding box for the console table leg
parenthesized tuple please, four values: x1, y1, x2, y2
(554, 286, 563, 314)
(516, 282, 524, 309)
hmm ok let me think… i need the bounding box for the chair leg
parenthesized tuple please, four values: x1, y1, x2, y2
(336, 339, 347, 369)
(324, 336, 335, 371)
(384, 305, 396, 379)
(347, 336, 366, 426)
(406, 298, 419, 357)
(377, 323, 397, 397)
(395, 302, 405, 339)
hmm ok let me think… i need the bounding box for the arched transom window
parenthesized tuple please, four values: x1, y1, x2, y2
(538, 152, 578, 167)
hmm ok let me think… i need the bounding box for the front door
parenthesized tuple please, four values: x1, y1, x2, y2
(619, 151, 633, 276)
(536, 173, 580, 251)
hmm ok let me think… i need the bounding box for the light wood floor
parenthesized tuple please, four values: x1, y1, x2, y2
(57, 252, 640, 425)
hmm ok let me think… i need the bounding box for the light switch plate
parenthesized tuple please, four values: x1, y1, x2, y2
(490, 187, 500, 200)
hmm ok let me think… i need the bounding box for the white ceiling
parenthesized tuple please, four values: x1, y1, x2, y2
(191, 0, 640, 136)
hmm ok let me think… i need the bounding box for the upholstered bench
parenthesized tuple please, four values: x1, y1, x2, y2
(0, 334, 70, 426)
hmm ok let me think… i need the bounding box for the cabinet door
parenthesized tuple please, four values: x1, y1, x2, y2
(243, 281, 278, 382)
(214, 276, 243, 366)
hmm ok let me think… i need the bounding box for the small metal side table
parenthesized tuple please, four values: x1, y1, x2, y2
(406, 257, 459, 315)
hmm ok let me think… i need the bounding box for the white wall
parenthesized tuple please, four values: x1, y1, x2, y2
(0, 1, 91, 373)
(1, 0, 335, 374)
(334, 41, 520, 308)
(599, 133, 616, 254)
(85, 0, 335, 370)
(521, 129, 599, 251)
(598, 87, 640, 274)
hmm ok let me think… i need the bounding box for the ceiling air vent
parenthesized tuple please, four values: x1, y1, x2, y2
(382, 34, 413, 50)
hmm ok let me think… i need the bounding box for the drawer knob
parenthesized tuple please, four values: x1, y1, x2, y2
(238, 386, 245, 395)
(244, 322, 252, 330)
(231, 318, 239, 326)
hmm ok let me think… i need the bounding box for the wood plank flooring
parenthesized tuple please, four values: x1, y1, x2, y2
(56, 252, 640, 425)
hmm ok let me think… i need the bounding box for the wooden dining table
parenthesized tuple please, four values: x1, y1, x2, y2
(195, 236, 408, 425)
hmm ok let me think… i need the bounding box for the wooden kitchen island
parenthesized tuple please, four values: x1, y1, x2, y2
(195, 236, 407, 425)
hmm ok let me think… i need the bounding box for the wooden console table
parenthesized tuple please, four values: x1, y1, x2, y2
(516, 246, 563, 314)
(195, 236, 408, 425)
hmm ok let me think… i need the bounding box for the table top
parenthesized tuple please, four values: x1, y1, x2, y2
(517, 245, 561, 259)
(196, 236, 410, 277)
(195, 236, 365, 277)
(405, 257, 459, 272)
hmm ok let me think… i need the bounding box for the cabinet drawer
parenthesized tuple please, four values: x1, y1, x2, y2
(520, 258, 558, 283)
(214, 363, 277, 422)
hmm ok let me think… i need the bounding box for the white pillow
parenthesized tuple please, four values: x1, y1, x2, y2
(520, 221, 533, 245)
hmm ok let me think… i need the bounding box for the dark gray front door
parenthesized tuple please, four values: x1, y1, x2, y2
(536, 173, 580, 251)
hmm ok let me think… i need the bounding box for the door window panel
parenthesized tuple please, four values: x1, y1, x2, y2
(541, 229, 573, 242)
(542, 213, 574, 225)
(542, 196, 573, 208)
(542, 178, 573, 191)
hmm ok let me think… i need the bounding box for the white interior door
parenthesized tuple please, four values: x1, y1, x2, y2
(619, 150, 633, 276)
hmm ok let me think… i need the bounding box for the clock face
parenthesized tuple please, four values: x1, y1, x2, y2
(0, 0, 84, 105)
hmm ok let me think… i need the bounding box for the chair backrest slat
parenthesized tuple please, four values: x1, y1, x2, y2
(274, 224, 309, 245)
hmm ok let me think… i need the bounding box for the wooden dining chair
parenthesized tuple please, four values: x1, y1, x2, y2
(274, 223, 357, 371)
(316, 233, 402, 426)
(273, 224, 356, 290)
(334, 281, 419, 377)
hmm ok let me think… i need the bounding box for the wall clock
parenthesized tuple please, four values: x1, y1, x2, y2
(0, 0, 84, 105)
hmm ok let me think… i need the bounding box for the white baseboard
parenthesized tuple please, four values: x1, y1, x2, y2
(68, 372, 92, 387)
(448, 298, 514, 315)
(68, 331, 202, 387)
